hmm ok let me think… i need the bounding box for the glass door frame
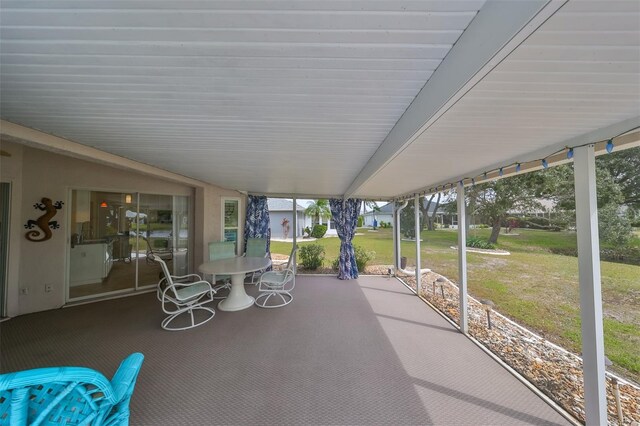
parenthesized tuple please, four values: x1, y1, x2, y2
(66, 188, 193, 302)
(66, 188, 140, 302)
(0, 182, 11, 317)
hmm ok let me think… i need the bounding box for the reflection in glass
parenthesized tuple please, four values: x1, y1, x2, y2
(137, 194, 190, 288)
(69, 190, 135, 299)
(69, 191, 190, 299)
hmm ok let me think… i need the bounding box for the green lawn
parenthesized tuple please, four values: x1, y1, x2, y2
(271, 228, 640, 383)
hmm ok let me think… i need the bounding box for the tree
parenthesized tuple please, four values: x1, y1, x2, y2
(305, 199, 331, 225)
(537, 162, 633, 245)
(597, 146, 640, 209)
(420, 191, 452, 231)
(539, 164, 624, 211)
(471, 174, 542, 244)
(399, 200, 423, 239)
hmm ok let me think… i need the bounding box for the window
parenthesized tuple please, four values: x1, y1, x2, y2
(222, 197, 241, 253)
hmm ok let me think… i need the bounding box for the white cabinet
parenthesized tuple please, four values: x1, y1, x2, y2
(70, 242, 113, 286)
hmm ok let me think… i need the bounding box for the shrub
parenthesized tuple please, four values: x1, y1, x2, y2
(598, 204, 633, 246)
(600, 247, 640, 266)
(331, 245, 377, 272)
(357, 216, 364, 227)
(310, 224, 328, 238)
(299, 244, 325, 270)
(550, 246, 640, 266)
(466, 236, 495, 250)
(354, 245, 375, 271)
(331, 256, 339, 271)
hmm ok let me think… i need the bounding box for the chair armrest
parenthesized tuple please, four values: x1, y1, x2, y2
(170, 273, 204, 282)
(1, 367, 123, 426)
(110, 353, 144, 404)
(0, 366, 118, 404)
(162, 280, 216, 301)
(259, 267, 294, 285)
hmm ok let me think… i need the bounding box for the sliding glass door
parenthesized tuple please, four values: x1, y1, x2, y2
(0, 183, 10, 317)
(137, 194, 189, 288)
(69, 190, 190, 300)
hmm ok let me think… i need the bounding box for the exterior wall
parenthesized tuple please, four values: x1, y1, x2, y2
(270, 211, 309, 238)
(363, 213, 393, 227)
(0, 140, 242, 316)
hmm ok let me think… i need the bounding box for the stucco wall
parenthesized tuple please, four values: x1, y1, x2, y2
(0, 141, 242, 316)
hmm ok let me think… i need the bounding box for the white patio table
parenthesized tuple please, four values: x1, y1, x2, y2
(198, 256, 271, 311)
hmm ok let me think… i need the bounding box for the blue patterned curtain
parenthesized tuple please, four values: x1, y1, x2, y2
(329, 198, 362, 280)
(244, 195, 271, 269)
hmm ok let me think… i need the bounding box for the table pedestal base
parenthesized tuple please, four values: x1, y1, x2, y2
(218, 273, 254, 311)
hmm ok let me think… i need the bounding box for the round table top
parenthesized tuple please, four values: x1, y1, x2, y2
(198, 256, 271, 275)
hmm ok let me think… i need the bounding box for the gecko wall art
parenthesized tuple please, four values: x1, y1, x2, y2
(24, 197, 64, 242)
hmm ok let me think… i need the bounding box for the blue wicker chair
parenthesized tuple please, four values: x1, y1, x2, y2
(0, 352, 144, 426)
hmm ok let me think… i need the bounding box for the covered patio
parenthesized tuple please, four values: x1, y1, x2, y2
(1, 275, 568, 425)
(1, 0, 639, 424)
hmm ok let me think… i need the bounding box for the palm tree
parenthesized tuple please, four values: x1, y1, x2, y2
(305, 199, 331, 225)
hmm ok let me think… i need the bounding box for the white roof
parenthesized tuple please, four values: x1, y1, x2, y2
(1, 1, 638, 199)
(267, 198, 305, 212)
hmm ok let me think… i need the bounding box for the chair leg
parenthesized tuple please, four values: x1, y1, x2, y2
(255, 291, 293, 309)
(212, 281, 231, 299)
(161, 306, 215, 331)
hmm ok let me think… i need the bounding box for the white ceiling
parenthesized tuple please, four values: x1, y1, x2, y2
(1, 1, 639, 199)
(355, 0, 640, 198)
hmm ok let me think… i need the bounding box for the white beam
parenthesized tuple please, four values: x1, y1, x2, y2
(399, 117, 640, 200)
(414, 195, 421, 294)
(457, 184, 468, 334)
(574, 145, 606, 425)
(345, 0, 565, 198)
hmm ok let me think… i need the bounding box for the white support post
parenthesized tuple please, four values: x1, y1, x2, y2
(457, 183, 468, 334)
(392, 202, 398, 273)
(574, 145, 607, 425)
(292, 196, 297, 269)
(414, 195, 421, 294)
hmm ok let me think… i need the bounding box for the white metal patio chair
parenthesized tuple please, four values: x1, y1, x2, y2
(151, 254, 216, 331)
(143, 236, 172, 264)
(244, 237, 269, 284)
(208, 241, 236, 298)
(255, 245, 298, 308)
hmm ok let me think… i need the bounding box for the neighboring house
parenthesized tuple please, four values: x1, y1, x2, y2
(362, 202, 393, 227)
(365, 201, 455, 228)
(268, 199, 312, 238)
(507, 198, 557, 218)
